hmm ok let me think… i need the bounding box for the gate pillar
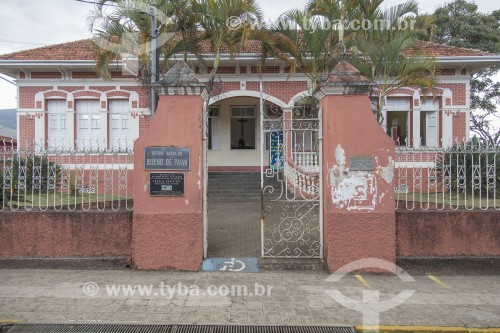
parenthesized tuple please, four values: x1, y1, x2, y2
(132, 62, 207, 271)
(315, 61, 396, 272)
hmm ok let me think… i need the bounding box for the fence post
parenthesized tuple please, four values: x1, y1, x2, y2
(132, 62, 207, 271)
(314, 61, 396, 272)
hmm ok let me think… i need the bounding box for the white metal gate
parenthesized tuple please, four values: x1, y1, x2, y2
(260, 104, 323, 258)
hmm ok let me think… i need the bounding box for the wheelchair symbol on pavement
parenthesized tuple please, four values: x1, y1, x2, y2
(220, 258, 246, 272)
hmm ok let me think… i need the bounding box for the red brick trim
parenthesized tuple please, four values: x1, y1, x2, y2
(58, 86, 85, 92)
(72, 72, 100, 79)
(251, 66, 280, 74)
(107, 90, 130, 98)
(31, 72, 62, 79)
(437, 68, 456, 76)
(73, 91, 101, 99)
(44, 91, 67, 99)
(387, 88, 416, 96)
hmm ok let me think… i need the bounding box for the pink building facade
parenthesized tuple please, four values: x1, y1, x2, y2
(0, 39, 499, 172)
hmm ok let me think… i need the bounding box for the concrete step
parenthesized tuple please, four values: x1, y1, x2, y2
(208, 172, 283, 202)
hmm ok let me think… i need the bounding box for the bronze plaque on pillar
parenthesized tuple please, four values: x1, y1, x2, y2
(350, 156, 374, 171)
(149, 173, 185, 196)
(144, 147, 190, 171)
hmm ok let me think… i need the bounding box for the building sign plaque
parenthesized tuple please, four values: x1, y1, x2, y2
(270, 131, 283, 171)
(149, 173, 184, 197)
(144, 147, 190, 170)
(350, 156, 374, 171)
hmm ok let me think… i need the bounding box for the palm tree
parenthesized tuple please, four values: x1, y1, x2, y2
(346, 0, 437, 124)
(89, 0, 263, 109)
(258, 0, 386, 102)
(259, 8, 342, 98)
(89, 0, 196, 82)
(190, 0, 263, 95)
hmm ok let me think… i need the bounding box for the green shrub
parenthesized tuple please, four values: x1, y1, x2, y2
(437, 138, 499, 198)
(11, 155, 61, 193)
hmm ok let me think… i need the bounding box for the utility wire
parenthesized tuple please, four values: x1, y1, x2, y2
(73, 0, 120, 7)
(0, 121, 17, 131)
(0, 39, 47, 46)
(0, 75, 16, 86)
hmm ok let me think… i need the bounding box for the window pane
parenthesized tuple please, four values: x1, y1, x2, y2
(50, 116, 58, 130)
(91, 115, 100, 129)
(386, 111, 409, 144)
(231, 116, 256, 149)
(232, 108, 242, 117)
(209, 108, 219, 117)
(79, 115, 89, 129)
(387, 98, 411, 110)
(245, 108, 256, 117)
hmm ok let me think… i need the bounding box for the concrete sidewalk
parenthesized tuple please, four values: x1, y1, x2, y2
(0, 269, 498, 327)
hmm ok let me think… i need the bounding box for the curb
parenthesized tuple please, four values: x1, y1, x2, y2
(356, 326, 500, 333)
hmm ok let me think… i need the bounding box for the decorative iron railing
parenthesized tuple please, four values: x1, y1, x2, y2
(283, 159, 320, 198)
(292, 152, 319, 173)
(0, 139, 134, 212)
(395, 139, 499, 210)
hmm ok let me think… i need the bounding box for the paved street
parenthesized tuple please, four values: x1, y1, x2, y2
(0, 269, 499, 327)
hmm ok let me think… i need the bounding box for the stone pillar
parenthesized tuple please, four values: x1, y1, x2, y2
(132, 62, 207, 271)
(314, 61, 396, 273)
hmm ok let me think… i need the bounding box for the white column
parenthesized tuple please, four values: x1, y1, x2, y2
(34, 113, 45, 145)
(412, 107, 421, 147)
(442, 110, 453, 147)
(100, 107, 108, 148)
(129, 112, 140, 144)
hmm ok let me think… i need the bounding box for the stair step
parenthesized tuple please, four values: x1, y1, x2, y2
(208, 172, 284, 202)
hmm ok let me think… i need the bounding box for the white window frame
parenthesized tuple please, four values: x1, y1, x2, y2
(109, 100, 130, 150)
(47, 100, 68, 148)
(230, 106, 257, 150)
(386, 98, 411, 145)
(208, 107, 221, 151)
(76, 100, 101, 148)
(419, 97, 440, 147)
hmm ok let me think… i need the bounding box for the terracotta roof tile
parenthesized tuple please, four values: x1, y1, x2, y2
(403, 41, 495, 57)
(0, 39, 98, 61)
(326, 60, 372, 85)
(0, 38, 496, 61)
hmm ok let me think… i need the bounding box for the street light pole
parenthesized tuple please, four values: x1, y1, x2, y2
(150, 4, 158, 117)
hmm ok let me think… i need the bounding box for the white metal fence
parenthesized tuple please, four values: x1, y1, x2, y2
(395, 140, 499, 210)
(1, 139, 134, 212)
(2, 138, 498, 212)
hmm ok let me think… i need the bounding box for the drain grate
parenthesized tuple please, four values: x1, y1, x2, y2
(6, 324, 355, 333)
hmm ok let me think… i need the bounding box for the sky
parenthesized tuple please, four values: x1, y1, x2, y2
(0, 0, 498, 111)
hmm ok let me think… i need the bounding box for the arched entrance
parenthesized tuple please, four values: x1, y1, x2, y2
(204, 91, 322, 260)
(205, 92, 286, 258)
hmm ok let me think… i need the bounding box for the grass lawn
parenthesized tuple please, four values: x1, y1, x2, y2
(396, 191, 498, 208)
(7, 192, 131, 207)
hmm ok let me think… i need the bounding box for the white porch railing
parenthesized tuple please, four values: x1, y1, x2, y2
(292, 152, 320, 173)
(283, 158, 320, 199)
(1, 139, 134, 212)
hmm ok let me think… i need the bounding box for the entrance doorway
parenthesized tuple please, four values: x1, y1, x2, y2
(205, 97, 264, 258)
(206, 172, 261, 258)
